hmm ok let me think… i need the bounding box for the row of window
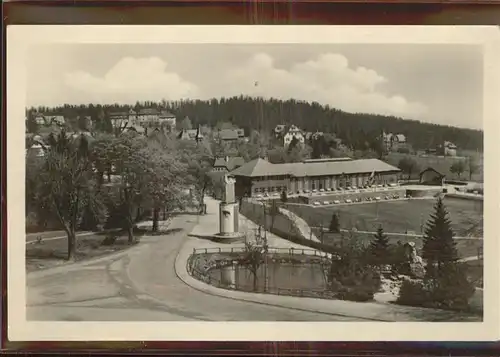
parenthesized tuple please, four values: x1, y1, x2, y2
(254, 186, 286, 194)
(251, 175, 397, 194)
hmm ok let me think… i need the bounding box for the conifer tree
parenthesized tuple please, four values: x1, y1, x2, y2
(422, 197, 458, 277)
(369, 226, 390, 266)
(329, 212, 340, 233)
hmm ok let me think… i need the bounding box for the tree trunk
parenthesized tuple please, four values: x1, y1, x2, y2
(127, 224, 134, 244)
(152, 207, 160, 232)
(135, 206, 141, 222)
(253, 273, 258, 292)
(67, 229, 76, 261)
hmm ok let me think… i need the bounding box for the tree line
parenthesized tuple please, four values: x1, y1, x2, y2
(26, 95, 483, 153)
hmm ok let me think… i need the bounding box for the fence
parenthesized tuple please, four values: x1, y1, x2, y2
(187, 247, 336, 299)
(190, 246, 333, 260)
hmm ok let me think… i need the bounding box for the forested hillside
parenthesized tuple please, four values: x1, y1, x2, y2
(27, 96, 483, 152)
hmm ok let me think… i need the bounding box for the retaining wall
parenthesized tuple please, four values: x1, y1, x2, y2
(240, 199, 341, 255)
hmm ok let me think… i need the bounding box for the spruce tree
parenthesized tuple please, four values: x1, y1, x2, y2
(329, 212, 340, 233)
(370, 226, 390, 266)
(422, 197, 458, 277)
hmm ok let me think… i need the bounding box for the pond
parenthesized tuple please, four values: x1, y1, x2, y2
(207, 261, 328, 294)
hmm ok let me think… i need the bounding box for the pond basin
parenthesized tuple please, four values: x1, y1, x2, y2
(208, 260, 328, 294)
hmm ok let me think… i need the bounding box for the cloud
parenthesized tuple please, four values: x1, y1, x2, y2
(64, 57, 199, 104)
(219, 52, 428, 118)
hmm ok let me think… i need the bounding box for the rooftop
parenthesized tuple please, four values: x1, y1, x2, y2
(213, 156, 245, 171)
(230, 158, 400, 178)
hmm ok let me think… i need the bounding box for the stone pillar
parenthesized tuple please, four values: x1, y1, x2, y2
(215, 174, 244, 242)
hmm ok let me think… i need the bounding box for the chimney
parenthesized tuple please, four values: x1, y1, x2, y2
(225, 156, 229, 162)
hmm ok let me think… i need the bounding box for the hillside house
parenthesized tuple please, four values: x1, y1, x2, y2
(383, 132, 407, 151)
(177, 127, 204, 142)
(444, 141, 457, 156)
(34, 113, 65, 126)
(109, 110, 132, 127)
(158, 110, 176, 133)
(136, 108, 160, 122)
(273, 124, 305, 147)
(214, 128, 246, 142)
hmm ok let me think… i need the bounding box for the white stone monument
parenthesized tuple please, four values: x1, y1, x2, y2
(213, 174, 245, 243)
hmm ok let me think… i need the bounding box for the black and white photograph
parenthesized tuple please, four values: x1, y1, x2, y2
(7, 26, 499, 341)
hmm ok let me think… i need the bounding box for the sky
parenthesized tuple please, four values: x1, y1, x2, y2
(26, 44, 483, 130)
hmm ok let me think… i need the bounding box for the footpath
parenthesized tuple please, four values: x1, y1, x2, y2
(174, 197, 481, 322)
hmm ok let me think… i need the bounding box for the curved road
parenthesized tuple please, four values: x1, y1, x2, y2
(27, 214, 357, 321)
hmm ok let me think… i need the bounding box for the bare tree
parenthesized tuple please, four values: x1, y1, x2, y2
(238, 241, 267, 292)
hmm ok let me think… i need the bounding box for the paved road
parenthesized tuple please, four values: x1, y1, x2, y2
(27, 214, 356, 321)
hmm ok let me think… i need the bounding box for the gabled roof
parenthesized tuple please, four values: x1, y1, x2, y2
(217, 129, 240, 140)
(137, 108, 160, 115)
(230, 158, 277, 177)
(419, 167, 445, 178)
(231, 158, 400, 178)
(127, 125, 145, 134)
(213, 156, 245, 171)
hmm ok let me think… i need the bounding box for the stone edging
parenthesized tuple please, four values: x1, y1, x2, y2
(173, 242, 393, 322)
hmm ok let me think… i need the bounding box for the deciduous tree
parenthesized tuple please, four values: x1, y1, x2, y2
(36, 130, 101, 260)
(398, 157, 420, 181)
(450, 160, 466, 180)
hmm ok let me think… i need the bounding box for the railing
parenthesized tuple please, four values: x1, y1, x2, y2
(187, 247, 336, 300)
(191, 246, 332, 259)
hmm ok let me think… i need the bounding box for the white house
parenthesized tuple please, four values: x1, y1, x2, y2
(283, 125, 305, 147)
(444, 141, 457, 156)
(382, 131, 407, 151)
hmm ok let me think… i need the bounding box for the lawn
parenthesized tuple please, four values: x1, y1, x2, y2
(26, 230, 142, 272)
(286, 197, 483, 237)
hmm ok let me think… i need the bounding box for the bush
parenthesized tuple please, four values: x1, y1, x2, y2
(429, 263, 475, 311)
(397, 278, 430, 307)
(330, 269, 382, 302)
(397, 263, 476, 311)
(328, 247, 382, 302)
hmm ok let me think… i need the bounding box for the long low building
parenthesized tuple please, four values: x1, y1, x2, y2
(230, 157, 401, 198)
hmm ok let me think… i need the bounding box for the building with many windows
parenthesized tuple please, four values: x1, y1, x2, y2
(230, 157, 401, 198)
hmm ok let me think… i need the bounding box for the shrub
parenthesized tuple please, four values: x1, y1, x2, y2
(328, 245, 382, 302)
(428, 263, 475, 311)
(397, 278, 430, 307)
(330, 268, 382, 302)
(397, 263, 475, 311)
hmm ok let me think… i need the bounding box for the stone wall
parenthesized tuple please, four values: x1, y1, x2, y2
(239, 199, 339, 254)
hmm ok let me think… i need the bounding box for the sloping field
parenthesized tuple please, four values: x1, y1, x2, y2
(286, 197, 483, 237)
(385, 152, 483, 182)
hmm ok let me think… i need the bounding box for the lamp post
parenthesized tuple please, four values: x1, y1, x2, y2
(261, 200, 269, 292)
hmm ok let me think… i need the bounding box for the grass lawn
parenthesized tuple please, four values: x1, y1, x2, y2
(25, 223, 178, 272)
(25, 230, 143, 272)
(287, 197, 483, 237)
(285, 197, 483, 259)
